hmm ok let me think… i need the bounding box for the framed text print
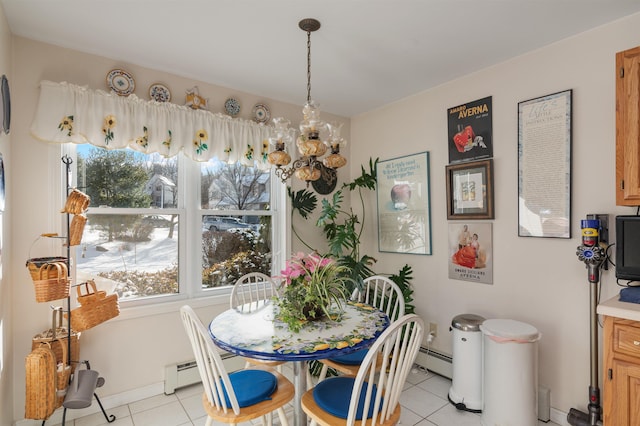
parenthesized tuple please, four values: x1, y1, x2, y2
(518, 90, 572, 238)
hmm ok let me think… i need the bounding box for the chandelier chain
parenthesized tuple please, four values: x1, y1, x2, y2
(306, 29, 312, 104)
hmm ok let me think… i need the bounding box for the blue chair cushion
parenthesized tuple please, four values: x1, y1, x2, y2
(313, 376, 381, 420)
(329, 349, 368, 365)
(223, 369, 277, 408)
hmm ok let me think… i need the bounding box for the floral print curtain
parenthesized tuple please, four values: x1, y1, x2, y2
(30, 80, 280, 169)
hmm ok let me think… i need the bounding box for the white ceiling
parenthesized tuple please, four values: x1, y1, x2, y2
(3, 0, 640, 117)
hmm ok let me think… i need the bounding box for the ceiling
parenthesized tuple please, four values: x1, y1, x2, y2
(3, 0, 640, 117)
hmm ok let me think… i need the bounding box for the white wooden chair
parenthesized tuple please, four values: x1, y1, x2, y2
(180, 305, 293, 426)
(302, 314, 424, 426)
(316, 275, 405, 381)
(230, 272, 286, 371)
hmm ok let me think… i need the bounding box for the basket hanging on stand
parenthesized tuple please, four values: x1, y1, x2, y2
(28, 261, 70, 303)
(61, 188, 90, 214)
(32, 306, 80, 372)
(26, 234, 70, 302)
(66, 281, 120, 332)
(55, 338, 71, 408)
(25, 342, 57, 420)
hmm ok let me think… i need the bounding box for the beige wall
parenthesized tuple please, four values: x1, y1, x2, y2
(9, 36, 347, 423)
(351, 11, 640, 417)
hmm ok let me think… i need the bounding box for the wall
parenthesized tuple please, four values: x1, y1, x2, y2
(0, 3, 11, 424)
(9, 36, 346, 423)
(350, 11, 640, 417)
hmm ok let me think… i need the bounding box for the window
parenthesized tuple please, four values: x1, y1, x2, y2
(68, 144, 285, 305)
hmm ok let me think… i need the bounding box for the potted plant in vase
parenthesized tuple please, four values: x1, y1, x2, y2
(275, 252, 353, 332)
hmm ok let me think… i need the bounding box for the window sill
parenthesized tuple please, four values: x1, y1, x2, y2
(109, 292, 229, 322)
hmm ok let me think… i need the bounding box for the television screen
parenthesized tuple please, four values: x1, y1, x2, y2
(616, 215, 640, 282)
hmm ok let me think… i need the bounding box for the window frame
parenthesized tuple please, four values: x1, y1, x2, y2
(57, 143, 288, 312)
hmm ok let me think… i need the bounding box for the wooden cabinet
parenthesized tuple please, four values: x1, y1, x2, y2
(616, 46, 640, 206)
(603, 315, 640, 425)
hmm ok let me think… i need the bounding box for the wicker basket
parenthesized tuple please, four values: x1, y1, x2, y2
(75, 280, 106, 306)
(31, 262, 70, 303)
(55, 339, 71, 408)
(32, 307, 80, 373)
(69, 214, 87, 246)
(25, 343, 57, 420)
(61, 188, 90, 214)
(26, 256, 68, 281)
(66, 282, 120, 331)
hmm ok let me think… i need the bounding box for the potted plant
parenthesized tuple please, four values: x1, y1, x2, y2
(275, 252, 353, 332)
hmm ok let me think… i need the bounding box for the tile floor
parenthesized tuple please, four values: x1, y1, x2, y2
(50, 365, 561, 426)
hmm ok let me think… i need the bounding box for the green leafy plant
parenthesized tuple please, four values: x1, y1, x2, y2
(289, 157, 414, 314)
(275, 253, 352, 332)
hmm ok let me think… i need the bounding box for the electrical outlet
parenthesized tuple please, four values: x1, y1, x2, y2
(429, 322, 437, 338)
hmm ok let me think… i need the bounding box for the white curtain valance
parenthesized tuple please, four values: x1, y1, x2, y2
(30, 80, 280, 169)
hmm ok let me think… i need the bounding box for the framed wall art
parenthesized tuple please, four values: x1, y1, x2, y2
(376, 152, 432, 255)
(518, 89, 572, 238)
(447, 96, 493, 164)
(445, 159, 494, 220)
(448, 222, 493, 284)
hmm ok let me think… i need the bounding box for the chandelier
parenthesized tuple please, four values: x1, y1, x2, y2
(267, 18, 347, 189)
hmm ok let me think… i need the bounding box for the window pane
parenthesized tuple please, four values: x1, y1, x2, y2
(201, 215, 272, 288)
(76, 214, 179, 300)
(77, 145, 178, 208)
(200, 159, 270, 210)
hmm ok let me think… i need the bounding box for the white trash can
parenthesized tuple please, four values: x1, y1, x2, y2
(448, 313, 485, 412)
(480, 319, 541, 426)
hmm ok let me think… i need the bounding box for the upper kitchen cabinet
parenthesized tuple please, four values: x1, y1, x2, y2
(616, 45, 640, 206)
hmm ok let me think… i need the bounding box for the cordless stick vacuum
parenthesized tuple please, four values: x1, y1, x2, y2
(568, 219, 606, 426)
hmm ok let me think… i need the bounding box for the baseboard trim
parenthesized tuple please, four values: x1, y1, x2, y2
(550, 407, 570, 426)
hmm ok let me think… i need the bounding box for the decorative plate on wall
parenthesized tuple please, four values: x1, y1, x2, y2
(149, 83, 171, 102)
(252, 103, 271, 123)
(224, 98, 241, 116)
(106, 69, 135, 96)
(0, 75, 8, 134)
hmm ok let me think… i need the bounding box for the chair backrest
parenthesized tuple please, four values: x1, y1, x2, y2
(351, 276, 405, 322)
(347, 314, 424, 426)
(229, 272, 279, 311)
(180, 305, 240, 415)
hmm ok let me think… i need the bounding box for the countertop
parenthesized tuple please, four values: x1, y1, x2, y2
(598, 293, 640, 321)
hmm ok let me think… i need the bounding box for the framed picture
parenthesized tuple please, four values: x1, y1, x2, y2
(518, 89, 572, 238)
(376, 152, 432, 255)
(447, 96, 493, 164)
(448, 222, 493, 284)
(446, 159, 494, 220)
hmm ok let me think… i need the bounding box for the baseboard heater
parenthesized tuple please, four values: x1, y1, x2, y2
(164, 353, 245, 394)
(165, 346, 453, 394)
(414, 346, 453, 379)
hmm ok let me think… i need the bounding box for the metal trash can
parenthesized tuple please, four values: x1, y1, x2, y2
(448, 313, 486, 412)
(480, 319, 541, 426)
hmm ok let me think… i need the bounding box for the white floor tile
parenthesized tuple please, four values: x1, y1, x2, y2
(426, 403, 483, 426)
(131, 400, 191, 425)
(417, 374, 454, 400)
(128, 393, 178, 414)
(400, 385, 449, 418)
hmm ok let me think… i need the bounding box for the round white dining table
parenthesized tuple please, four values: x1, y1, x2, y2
(208, 301, 389, 426)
